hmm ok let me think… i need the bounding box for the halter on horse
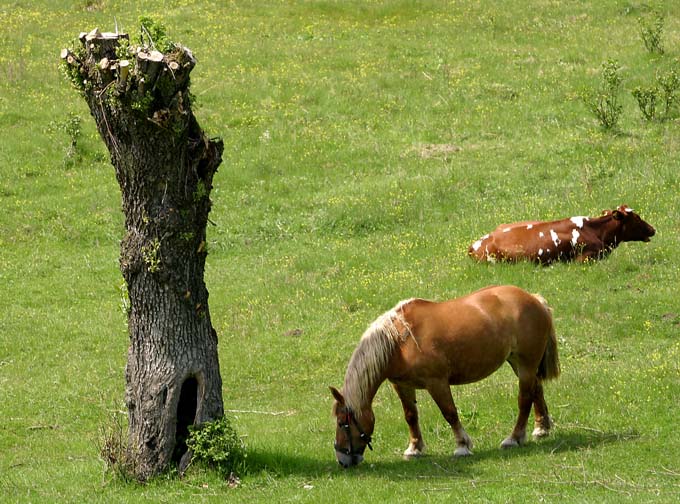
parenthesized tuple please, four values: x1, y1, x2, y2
(333, 407, 373, 467)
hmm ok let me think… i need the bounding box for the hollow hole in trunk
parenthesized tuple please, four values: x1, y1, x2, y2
(173, 376, 198, 464)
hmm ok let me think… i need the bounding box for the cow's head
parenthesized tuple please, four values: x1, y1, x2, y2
(612, 205, 656, 242)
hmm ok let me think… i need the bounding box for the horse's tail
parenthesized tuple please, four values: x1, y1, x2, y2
(533, 293, 560, 381)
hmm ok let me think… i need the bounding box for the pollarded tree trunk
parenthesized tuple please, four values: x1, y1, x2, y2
(62, 28, 224, 480)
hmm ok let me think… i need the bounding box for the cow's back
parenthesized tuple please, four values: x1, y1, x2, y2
(469, 219, 583, 263)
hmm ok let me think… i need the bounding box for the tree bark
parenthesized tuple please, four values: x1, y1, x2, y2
(64, 28, 224, 480)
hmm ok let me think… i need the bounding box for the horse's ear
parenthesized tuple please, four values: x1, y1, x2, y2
(329, 386, 345, 406)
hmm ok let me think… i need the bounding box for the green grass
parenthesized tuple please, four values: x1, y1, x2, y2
(1, 0, 679, 501)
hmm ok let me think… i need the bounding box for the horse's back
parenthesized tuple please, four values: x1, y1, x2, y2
(417, 285, 549, 327)
(459, 285, 553, 347)
(399, 285, 547, 334)
(393, 286, 554, 385)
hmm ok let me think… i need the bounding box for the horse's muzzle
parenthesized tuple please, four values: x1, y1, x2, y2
(336, 451, 364, 468)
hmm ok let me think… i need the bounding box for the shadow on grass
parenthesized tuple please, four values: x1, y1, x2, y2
(243, 427, 640, 479)
(461, 426, 641, 464)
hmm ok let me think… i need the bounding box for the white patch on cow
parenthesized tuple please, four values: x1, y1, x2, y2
(538, 248, 543, 256)
(527, 224, 533, 229)
(539, 231, 544, 238)
(503, 227, 511, 233)
(625, 207, 634, 213)
(550, 229, 561, 247)
(569, 216, 588, 228)
(472, 234, 489, 252)
(571, 229, 580, 246)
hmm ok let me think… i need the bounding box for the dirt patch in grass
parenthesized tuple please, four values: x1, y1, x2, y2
(410, 143, 462, 159)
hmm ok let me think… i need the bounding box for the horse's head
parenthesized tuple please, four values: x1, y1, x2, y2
(330, 386, 375, 468)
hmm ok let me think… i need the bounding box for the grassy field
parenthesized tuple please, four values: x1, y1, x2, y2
(1, 0, 679, 502)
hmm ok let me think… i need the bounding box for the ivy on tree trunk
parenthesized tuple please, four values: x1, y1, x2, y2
(62, 27, 224, 480)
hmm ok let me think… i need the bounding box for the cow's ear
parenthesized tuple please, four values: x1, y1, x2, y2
(613, 210, 625, 220)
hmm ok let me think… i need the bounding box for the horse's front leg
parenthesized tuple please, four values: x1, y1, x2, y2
(427, 380, 473, 457)
(391, 383, 425, 459)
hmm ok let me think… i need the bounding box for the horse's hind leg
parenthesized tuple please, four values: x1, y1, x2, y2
(531, 381, 553, 438)
(501, 371, 535, 449)
(392, 383, 425, 459)
(426, 380, 473, 457)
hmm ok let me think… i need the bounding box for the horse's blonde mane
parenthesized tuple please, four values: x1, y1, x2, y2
(342, 299, 414, 414)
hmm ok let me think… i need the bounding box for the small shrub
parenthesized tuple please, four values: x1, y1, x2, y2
(632, 85, 659, 120)
(46, 112, 82, 165)
(657, 67, 680, 118)
(581, 59, 624, 129)
(99, 414, 138, 482)
(638, 12, 665, 54)
(186, 416, 246, 478)
(635, 68, 680, 121)
(62, 112, 82, 158)
(81, 0, 104, 11)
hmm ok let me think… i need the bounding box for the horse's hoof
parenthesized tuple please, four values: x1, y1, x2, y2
(403, 448, 424, 460)
(533, 416, 553, 438)
(404, 444, 425, 460)
(500, 437, 521, 449)
(453, 446, 473, 457)
(532, 426, 550, 438)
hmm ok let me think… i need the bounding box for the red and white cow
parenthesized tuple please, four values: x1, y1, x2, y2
(468, 205, 655, 264)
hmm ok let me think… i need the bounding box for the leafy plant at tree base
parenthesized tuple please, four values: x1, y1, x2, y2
(632, 85, 659, 120)
(638, 12, 665, 54)
(186, 416, 246, 478)
(581, 59, 623, 130)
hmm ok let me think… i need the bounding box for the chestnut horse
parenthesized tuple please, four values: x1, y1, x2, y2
(331, 285, 560, 467)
